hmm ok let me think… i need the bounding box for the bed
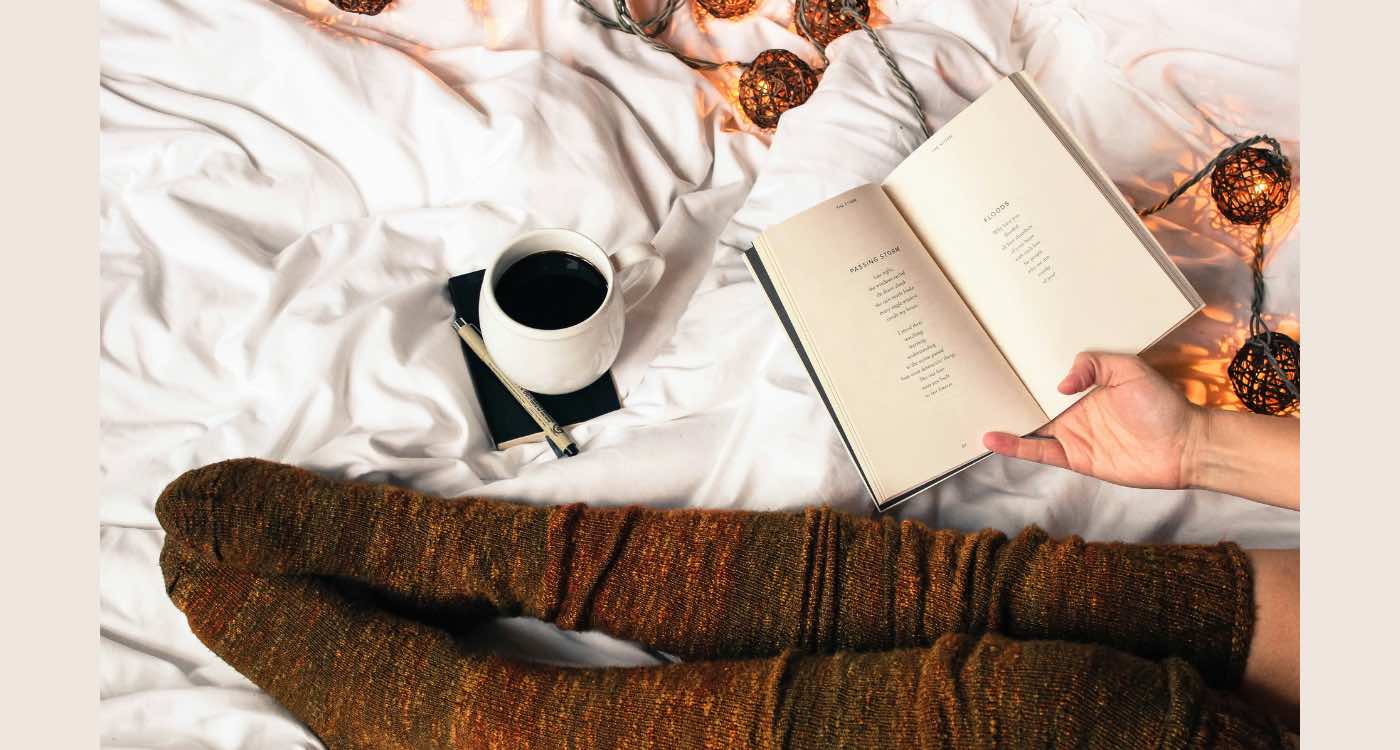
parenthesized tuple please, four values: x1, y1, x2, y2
(99, 0, 1300, 746)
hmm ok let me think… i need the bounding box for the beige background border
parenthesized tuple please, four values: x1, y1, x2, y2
(0, 0, 99, 746)
(1300, 0, 1400, 744)
(2, 0, 1397, 745)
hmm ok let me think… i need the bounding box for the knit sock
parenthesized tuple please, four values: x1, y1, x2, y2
(157, 458, 1254, 688)
(160, 537, 1284, 750)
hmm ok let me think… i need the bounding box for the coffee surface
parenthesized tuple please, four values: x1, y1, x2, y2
(494, 251, 608, 330)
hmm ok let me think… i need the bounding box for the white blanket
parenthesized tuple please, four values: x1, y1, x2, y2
(100, 0, 1300, 746)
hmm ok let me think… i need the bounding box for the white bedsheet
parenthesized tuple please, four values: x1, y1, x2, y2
(100, 1, 1300, 746)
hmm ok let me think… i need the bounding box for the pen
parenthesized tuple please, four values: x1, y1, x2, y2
(451, 317, 579, 458)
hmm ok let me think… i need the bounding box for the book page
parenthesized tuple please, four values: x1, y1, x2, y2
(882, 74, 1201, 417)
(754, 183, 1045, 503)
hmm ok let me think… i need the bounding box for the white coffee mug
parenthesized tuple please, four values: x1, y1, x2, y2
(479, 228, 664, 395)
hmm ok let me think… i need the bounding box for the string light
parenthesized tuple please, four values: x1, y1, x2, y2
(320, 1, 927, 134)
(794, 0, 930, 138)
(1139, 135, 1299, 415)
(564, 0, 927, 133)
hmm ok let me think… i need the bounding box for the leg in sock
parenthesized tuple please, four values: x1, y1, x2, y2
(158, 459, 1253, 689)
(160, 536, 1285, 749)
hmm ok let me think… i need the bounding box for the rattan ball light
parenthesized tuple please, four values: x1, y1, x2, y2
(1227, 331, 1300, 415)
(799, 0, 870, 47)
(332, 0, 392, 14)
(1209, 145, 1292, 225)
(696, 0, 756, 18)
(738, 49, 819, 129)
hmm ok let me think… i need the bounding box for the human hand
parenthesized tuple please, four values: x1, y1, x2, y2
(982, 352, 1206, 490)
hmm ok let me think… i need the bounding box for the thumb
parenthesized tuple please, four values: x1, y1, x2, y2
(1057, 351, 1142, 394)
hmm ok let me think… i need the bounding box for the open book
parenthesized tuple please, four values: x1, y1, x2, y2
(744, 72, 1203, 511)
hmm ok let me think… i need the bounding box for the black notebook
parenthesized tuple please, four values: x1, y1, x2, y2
(447, 271, 622, 450)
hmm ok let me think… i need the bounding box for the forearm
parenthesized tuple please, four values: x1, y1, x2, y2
(1240, 549, 1299, 728)
(1187, 409, 1300, 510)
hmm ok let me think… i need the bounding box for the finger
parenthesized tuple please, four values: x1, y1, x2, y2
(1057, 352, 1100, 394)
(982, 432, 1071, 470)
(1057, 351, 1140, 394)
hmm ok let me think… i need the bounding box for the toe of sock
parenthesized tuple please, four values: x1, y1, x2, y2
(154, 457, 295, 555)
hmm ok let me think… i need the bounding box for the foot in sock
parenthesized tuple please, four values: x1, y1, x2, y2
(157, 458, 1253, 688)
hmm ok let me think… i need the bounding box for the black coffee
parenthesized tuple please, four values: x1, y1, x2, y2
(494, 251, 609, 330)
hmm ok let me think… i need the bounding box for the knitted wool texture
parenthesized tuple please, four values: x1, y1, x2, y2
(157, 458, 1284, 749)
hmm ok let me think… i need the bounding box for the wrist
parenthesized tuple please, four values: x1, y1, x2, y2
(1182, 404, 1217, 491)
(1182, 408, 1300, 509)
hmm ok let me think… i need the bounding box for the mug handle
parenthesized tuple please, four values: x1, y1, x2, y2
(610, 242, 665, 312)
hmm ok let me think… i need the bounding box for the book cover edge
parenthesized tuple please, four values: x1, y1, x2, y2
(744, 244, 887, 509)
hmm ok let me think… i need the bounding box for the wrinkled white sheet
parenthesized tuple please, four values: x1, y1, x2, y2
(100, 0, 1300, 746)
